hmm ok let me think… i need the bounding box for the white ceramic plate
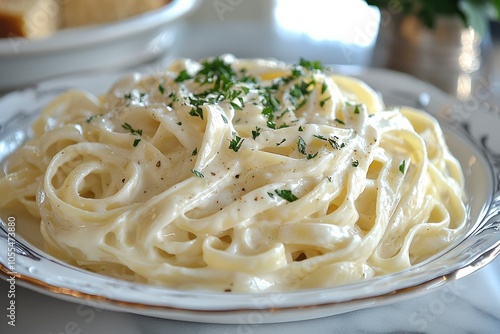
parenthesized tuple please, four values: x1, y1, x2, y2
(0, 67, 499, 324)
(0, 0, 200, 91)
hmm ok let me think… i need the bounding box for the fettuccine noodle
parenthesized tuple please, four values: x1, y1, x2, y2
(0, 55, 467, 292)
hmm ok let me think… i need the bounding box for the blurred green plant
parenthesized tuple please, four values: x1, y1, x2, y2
(364, 0, 500, 36)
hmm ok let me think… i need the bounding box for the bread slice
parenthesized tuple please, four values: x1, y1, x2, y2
(0, 0, 60, 38)
(61, 0, 169, 28)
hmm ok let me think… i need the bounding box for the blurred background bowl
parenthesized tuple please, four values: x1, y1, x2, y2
(0, 0, 200, 92)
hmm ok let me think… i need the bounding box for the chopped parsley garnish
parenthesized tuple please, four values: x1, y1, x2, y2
(288, 81, 314, 111)
(252, 126, 261, 140)
(191, 169, 204, 178)
(328, 137, 341, 150)
(352, 159, 359, 167)
(320, 96, 331, 107)
(314, 134, 327, 141)
(267, 121, 277, 129)
(122, 123, 143, 147)
(122, 123, 143, 136)
(354, 105, 360, 114)
(298, 126, 304, 132)
(296, 98, 308, 110)
(196, 57, 236, 92)
(229, 135, 244, 152)
(298, 58, 324, 71)
(267, 192, 275, 198)
(278, 123, 290, 129)
(277, 107, 290, 120)
(230, 101, 243, 110)
(221, 114, 228, 124)
(399, 160, 406, 174)
(261, 92, 281, 126)
(189, 107, 204, 120)
(139, 92, 146, 103)
(175, 69, 192, 83)
(334, 118, 345, 125)
(275, 189, 299, 202)
(289, 85, 303, 99)
(297, 136, 307, 155)
(307, 152, 318, 160)
(192, 147, 198, 156)
(158, 82, 165, 94)
(85, 114, 103, 123)
(177, 121, 182, 126)
(168, 92, 179, 102)
(276, 138, 286, 146)
(321, 82, 328, 94)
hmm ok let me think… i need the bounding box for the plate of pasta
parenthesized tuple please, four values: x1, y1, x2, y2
(0, 55, 499, 324)
(0, 0, 201, 91)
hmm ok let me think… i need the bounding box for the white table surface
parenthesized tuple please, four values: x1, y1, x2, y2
(1, 1, 500, 333)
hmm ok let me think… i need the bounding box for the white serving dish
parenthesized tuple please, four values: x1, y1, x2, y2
(0, 0, 200, 92)
(0, 66, 499, 324)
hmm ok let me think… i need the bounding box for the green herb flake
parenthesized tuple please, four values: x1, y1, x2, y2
(328, 138, 341, 150)
(175, 69, 192, 83)
(274, 189, 299, 202)
(321, 82, 328, 94)
(133, 138, 141, 147)
(297, 136, 307, 155)
(177, 121, 182, 126)
(314, 134, 327, 141)
(267, 192, 275, 198)
(221, 114, 228, 124)
(299, 58, 324, 71)
(352, 160, 359, 167)
(399, 160, 406, 174)
(267, 121, 277, 129)
(230, 102, 243, 111)
(192, 147, 198, 156)
(307, 152, 318, 160)
(298, 126, 304, 132)
(296, 98, 308, 110)
(252, 126, 261, 140)
(354, 105, 360, 114)
(278, 123, 290, 129)
(189, 107, 204, 120)
(320, 96, 331, 107)
(195, 57, 236, 92)
(191, 169, 204, 178)
(169, 92, 179, 102)
(229, 135, 244, 152)
(86, 114, 102, 123)
(158, 82, 165, 95)
(276, 138, 286, 146)
(122, 123, 143, 136)
(334, 118, 345, 125)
